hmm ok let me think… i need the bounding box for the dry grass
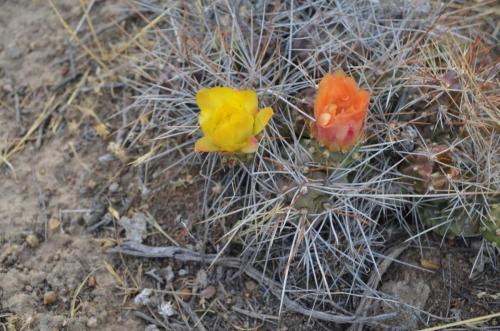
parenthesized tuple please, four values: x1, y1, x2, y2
(104, 0, 499, 329)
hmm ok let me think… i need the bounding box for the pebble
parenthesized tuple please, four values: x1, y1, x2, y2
(98, 153, 115, 163)
(108, 182, 119, 192)
(88, 275, 96, 288)
(86, 317, 98, 328)
(7, 46, 23, 59)
(26, 234, 40, 248)
(244, 280, 257, 292)
(48, 218, 61, 237)
(2, 83, 13, 93)
(200, 285, 216, 300)
(43, 291, 57, 305)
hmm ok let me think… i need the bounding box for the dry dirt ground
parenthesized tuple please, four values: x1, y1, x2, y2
(0, 1, 142, 330)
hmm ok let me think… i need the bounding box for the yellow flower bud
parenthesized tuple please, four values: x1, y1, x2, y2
(194, 87, 273, 153)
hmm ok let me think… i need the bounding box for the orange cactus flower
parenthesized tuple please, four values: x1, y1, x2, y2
(311, 71, 370, 152)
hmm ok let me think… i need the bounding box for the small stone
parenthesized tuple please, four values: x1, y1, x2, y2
(244, 280, 257, 292)
(26, 234, 40, 248)
(108, 182, 119, 192)
(178, 269, 188, 277)
(7, 46, 23, 59)
(134, 288, 153, 306)
(158, 302, 176, 317)
(87, 179, 97, 190)
(43, 291, 57, 305)
(2, 83, 13, 93)
(98, 153, 115, 163)
(200, 285, 216, 300)
(48, 218, 61, 237)
(86, 317, 98, 328)
(88, 275, 96, 288)
(119, 213, 147, 243)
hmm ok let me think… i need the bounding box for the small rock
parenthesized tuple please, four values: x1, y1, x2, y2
(48, 218, 61, 237)
(7, 46, 23, 59)
(26, 234, 40, 248)
(98, 153, 115, 163)
(119, 212, 147, 243)
(178, 269, 188, 277)
(134, 288, 153, 306)
(380, 272, 430, 329)
(158, 302, 176, 317)
(200, 285, 216, 300)
(88, 275, 96, 288)
(244, 280, 257, 292)
(108, 182, 119, 192)
(2, 83, 13, 93)
(43, 291, 57, 305)
(86, 317, 98, 328)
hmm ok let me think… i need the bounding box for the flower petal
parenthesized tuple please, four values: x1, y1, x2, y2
(211, 110, 254, 151)
(194, 137, 219, 152)
(196, 87, 258, 115)
(196, 87, 228, 128)
(239, 136, 259, 153)
(233, 90, 258, 115)
(253, 107, 273, 135)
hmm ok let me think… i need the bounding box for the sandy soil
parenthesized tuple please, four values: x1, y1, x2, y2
(0, 1, 141, 330)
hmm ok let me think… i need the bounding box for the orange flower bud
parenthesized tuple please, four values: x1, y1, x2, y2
(311, 72, 370, 152)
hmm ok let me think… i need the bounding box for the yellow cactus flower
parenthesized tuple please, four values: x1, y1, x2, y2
(194, 87, 273, 153)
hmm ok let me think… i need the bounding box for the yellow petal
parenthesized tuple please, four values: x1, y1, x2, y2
(196, 87, 226, 114)
(211, 110, 254, 152)
(196, 87, 225, 127)
(253, 107, 273, 135)
(234, 90, 258, 115)
(196, 87, 258, 115)
(200, 106, 224, 136)
(194, 137, 219, 152)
